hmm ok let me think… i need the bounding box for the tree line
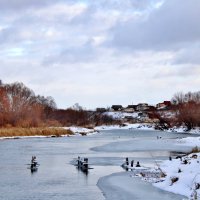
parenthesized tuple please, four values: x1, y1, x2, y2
(0, 81, 116, 128)
(156, 91, 200, 131)
(172, 91, 200, 130)
(0, 81, 199, 130)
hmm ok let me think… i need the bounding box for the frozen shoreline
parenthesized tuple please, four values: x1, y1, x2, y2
(97, 171, 186, 200)
(97, 136, 200, 200)
(0, 134, 73, 140)
(95, 123, 156, 131)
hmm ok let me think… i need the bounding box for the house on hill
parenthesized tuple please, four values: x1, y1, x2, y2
(156, 101, 171, 110)
(111, 105, 123, 111)
(136, 103, 149, 111)
(123, 105, 137, 113)
(96, 108, 107, 112)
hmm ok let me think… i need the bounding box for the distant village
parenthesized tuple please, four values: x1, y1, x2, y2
(96, 101, 172, 124)
(111, 101, 171, 111)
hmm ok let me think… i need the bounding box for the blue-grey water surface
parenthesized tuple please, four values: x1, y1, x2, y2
(0, 129, 197, 200)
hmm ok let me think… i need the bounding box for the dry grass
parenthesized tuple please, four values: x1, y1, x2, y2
(0, 127, 74, 137)
(188, 146, 200, 154)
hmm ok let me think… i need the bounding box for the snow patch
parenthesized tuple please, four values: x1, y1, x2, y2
(64, 126, 98, 136)
(95, 123, 155, 131)
(177, 136, 200, 147)
(104, 111, 139, 119)
(153, 153, 200, 199)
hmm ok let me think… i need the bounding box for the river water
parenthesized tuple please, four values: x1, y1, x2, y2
(0, 129, 197, 200)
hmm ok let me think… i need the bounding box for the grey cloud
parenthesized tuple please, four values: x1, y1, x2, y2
(0, 0, 157, 48)
(70, 0, 160, 25)
(0, 0, 58, 11)
(43, 42, 96, 65)
(0, 0, 156, 13)
(110, 0, 200, 51)
(174, 44, 200, 65)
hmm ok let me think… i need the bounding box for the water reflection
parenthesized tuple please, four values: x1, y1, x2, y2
(26, 164, 38, 174)
(30, 167, 38, 174)
(76, 166, 89, 176)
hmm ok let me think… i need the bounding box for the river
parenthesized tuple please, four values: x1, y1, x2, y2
(0, 129, 197, 200)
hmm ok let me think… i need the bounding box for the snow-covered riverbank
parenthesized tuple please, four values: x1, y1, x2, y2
(168, 127, 200, 135)
(159, 136, 200, 199)
(153, 152, 200, 199)
(139, 137, 200, 198)
(95, 123, 155, 131)
(67, 123, 156, 135)
(117, 136, 200, 200)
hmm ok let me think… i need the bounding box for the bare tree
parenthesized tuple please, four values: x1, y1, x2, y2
(0, 82, 57, 127)
(171, 91, 200, 130)
(171, 92, 185, 105)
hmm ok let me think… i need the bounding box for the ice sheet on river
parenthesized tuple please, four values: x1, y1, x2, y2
(91, 138, 192, 152)
(97, 172, 186, 200)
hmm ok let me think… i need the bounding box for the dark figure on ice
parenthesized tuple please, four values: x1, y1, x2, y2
(126, 157, 129, 165)
(136, 161, 141, 167)
(31, 156, 37, 168)
(131, 160, 134, 167)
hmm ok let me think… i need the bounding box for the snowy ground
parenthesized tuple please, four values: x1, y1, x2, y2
(95, 123, 155, 131)
(168, 126, 200, 134)
(64, 126, 98, 136)
(104, 111, 139, 119)
(177, 136, 200, 147)
(153, 153, 200, 199)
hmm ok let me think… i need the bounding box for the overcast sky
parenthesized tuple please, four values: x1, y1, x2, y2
(0, 0, 200, 109)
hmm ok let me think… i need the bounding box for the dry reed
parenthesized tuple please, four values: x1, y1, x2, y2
(0, 127, 73, 137)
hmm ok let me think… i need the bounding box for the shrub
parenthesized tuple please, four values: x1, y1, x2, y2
(170, 177, 179, 185)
